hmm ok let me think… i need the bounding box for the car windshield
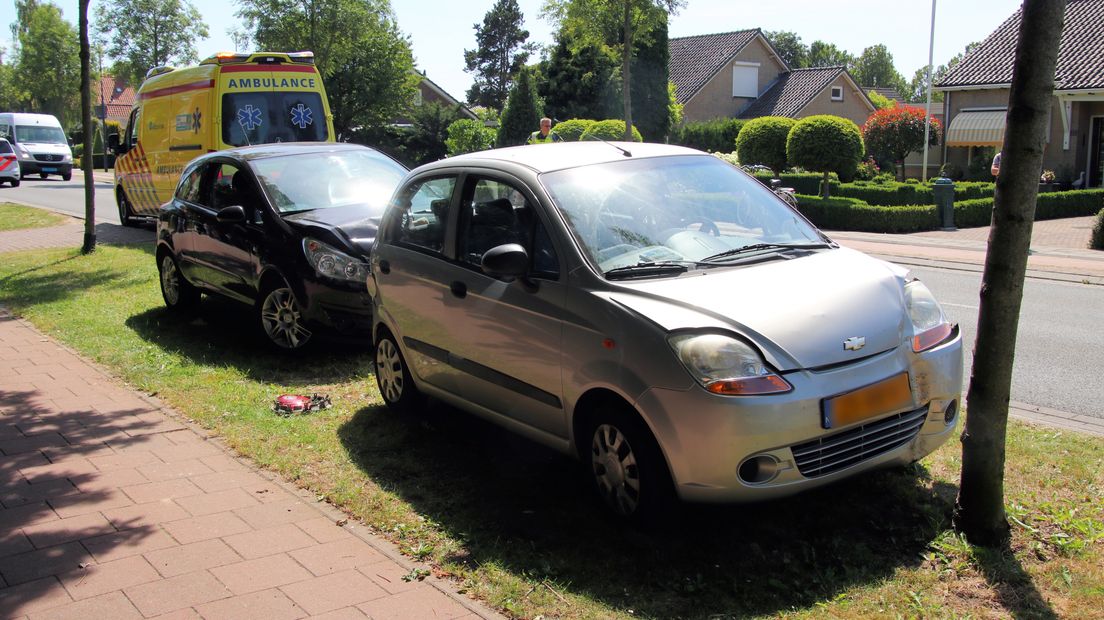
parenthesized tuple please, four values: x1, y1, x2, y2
(250, 150, 407, 215)
(222, 92, 328, 146)
(541, 155, 825, 275)
(15, 125, 67, 144)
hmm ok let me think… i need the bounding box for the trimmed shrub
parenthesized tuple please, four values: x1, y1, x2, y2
(712, 151, 740, 167)
(445, 119, 496, 156)
(781, 172, 840, 196)
(954, 189, 1104, 228)
(794, 194, 939, 233)
(734, 116, 795, 175)
(1092, 208, 1104, 250)
(787, 115, 864, 198)
(552, 118, 595, 142)
(671, 117, 746, 152)
(581, 119, 644, 142)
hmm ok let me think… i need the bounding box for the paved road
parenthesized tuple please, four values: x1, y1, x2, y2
(0, 172, 121, 225)
(909, 264, 1103, 420)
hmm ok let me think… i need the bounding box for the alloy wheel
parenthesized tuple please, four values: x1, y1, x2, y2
(260, 287, 312, 349)
(591, 423, 642, 516)
(376, 337, 404, 403)
(160, 256, 181, 305)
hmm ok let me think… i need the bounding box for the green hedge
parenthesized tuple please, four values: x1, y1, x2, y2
(1092, 208, 1104, 250)
(581, 119, 643, 142)
(954, 189, 1104, 228)
(834, 181, 995, 206)
(794, 194, 938, 233)
(671, 118, 746, 152)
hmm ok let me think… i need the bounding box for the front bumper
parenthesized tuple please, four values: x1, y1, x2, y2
(18, 160, 71, 176)
(299, 279, 374, 339)
(637, 329, 963, 503)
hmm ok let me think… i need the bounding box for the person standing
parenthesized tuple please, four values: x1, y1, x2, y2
(527, 118, 562, 144)
(991, 150, 1002, 177)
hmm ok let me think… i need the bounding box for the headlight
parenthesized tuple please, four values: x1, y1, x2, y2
(668, 333, 791, 395)
(303, 237, 368, 283)
(905, 280, 954, 352)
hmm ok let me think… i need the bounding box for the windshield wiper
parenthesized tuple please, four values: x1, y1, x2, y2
(605, 261, 689, 280)
(700, 242, 829, 263)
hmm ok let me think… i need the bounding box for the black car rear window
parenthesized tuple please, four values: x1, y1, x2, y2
(222, 92, 328, 147)
(0, 140, 11, 153)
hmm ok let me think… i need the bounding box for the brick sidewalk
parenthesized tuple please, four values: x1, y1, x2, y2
(0, 221, 153, 253)
(0, 309, 497, 619)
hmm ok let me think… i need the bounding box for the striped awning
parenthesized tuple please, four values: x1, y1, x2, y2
(945, 110, 1006, 147)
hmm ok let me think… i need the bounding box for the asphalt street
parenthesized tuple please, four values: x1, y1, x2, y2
(0, 171, 120, 224)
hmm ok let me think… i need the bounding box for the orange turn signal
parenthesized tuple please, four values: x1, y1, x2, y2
(705, 375, 792, 395)
(913, 323, 954, 352)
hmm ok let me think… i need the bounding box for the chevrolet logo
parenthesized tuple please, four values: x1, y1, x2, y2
(844, 336, 866, 351)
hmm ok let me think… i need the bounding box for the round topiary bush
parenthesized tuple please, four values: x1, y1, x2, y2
(786, 115, 864, 198)
(550, 119, 595, 142)
(580, 119, 644, 143)
(734, 116, 795, 175)
(1092, 207, 1104, 250)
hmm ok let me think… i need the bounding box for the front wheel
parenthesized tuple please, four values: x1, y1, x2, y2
(374, 330, 422, 411)
(61, 171, 72, 181)
(158, 253, 199, 310)
(117, 189, 135, 227)
(258, 284, 312, 350)
(39, 172, 48, 179)
(586, 407, 674, 522)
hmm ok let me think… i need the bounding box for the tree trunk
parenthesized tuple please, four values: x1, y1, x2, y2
(953, 0, 1065, 547)
(621, 0, 633, 141)
(79, 0, 96, 255)
(821, 170, 830, 198)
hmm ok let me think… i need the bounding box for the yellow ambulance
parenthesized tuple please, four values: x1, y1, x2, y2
(112, 51, 335, 225)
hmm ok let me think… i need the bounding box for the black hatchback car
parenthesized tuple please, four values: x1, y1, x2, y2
(155, 142, 407, 349)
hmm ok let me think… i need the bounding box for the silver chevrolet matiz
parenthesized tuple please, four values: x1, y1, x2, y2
(368, 142, 962, 520)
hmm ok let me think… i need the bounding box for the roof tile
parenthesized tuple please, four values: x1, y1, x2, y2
(738, 67, 844, 118)
(669, 29, 760, 102)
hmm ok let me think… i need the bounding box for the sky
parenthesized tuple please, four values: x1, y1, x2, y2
(2, 0, 1024, 101)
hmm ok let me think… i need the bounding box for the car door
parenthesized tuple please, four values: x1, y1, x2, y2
(432, 173, 568, 438)
(186, 161, 264, 302)
(374, 174, 465, 394)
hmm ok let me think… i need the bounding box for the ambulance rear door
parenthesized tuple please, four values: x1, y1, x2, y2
(218, 63, 330, 148)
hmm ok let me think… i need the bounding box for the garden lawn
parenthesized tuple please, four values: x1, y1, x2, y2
(1, 244, 1101, 619)
(0, 202, 68, 231)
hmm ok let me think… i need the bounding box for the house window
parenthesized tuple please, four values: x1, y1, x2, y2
(831, 86, 844, 101)
(732, 62, 759, 98)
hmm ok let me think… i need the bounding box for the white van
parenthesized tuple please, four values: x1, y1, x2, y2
(0, 113, 74, 181)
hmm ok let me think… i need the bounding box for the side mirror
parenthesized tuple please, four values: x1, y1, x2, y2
(481, 243, 528, 280)
(216, 205, 246, 223)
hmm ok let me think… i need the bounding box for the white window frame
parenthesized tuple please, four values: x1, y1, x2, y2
(731, 61, 760, 98)
(831, 86, 844, 101)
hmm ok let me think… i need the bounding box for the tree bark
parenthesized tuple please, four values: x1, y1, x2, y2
(953, 0, 1065, 547)
(79, 0, 96, 255)
(621, 0, 633, 141)
(821, 170, 830, 199)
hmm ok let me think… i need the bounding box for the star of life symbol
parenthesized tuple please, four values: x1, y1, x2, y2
(290, 104, 313, 129)
(237, 105, 263, 131)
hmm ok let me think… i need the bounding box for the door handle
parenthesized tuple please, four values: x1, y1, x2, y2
(378, 259, 390, 274)
(450, 280, 467, 298)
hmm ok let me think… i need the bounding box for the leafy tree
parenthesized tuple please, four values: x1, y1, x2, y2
(10, 1, 80, 126)
(542, 0, 683, 141)
(0, 58, 24, 111)
(667, 81, 682, 128)
(629, 15, 670, 141)
(862, 105, 941, 180)
(807, 40, 853, 68)
(580, 119, 642, 142)
(735, 116, 795, 174)
(445, 118, 496, 155)
(765, 30, 807, 68)
(866, 89, 896, 110)
(238, 0, 417, 138)
(464, 0, 534, 110)
(497, 67, 541, 147)
(852, 44, 906, 95)
(326, 14, 419, 139)
(95, 0, 209, 85)
(539, 32, 619, 122)
(954, 0, 1065, 547)
(786, 115, 863, 198)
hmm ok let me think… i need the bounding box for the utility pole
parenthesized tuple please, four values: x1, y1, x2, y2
(921, 0, 937, 182)
(98, 47, 109, 173)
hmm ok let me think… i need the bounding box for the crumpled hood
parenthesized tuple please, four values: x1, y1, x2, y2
(606, 248, 910, 370)
(282, 203, 383, 256)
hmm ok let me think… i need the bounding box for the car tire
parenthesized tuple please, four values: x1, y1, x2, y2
(585, 405, 675, 523)
(374, 328, 422, 412)
(61, 171, 72, 181)
(10, 178, 18, 188)
(257, 283, 312, 350)
(158, 253, 199, 310)
(117, 188, 135, 227)
(39, 173, 48, 179)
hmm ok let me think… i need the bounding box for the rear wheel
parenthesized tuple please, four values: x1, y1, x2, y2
(117, 188, 135, 227)
(39, 172, 48, 179)
(11, 178, 19, 187)
(158, 253, 199, 310)
(258, 283, 312, 350)
(375, 329, 422, 411)
(61, 171, 72, 181)
(585, 405, 675, 522)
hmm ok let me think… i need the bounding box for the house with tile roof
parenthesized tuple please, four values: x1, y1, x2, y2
(95, 75, 135, 126)
(669, 29, 876, 130)
(936, 0, 1104, 187)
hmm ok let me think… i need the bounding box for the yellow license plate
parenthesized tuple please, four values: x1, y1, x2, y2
(821, 372, 912, 429)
